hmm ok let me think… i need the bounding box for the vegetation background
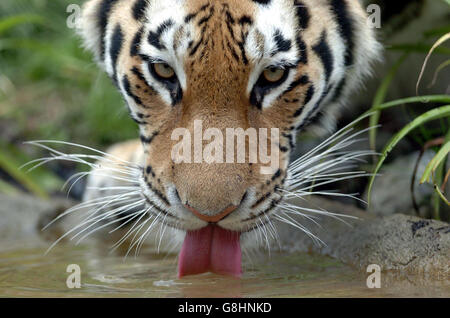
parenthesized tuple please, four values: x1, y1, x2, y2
(0, 0, 449, 219)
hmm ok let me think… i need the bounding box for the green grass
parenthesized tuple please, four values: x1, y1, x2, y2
(0, 0, 137, 196)
(364, 26, 450, 220)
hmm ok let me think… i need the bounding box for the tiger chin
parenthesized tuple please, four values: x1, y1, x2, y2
(74, 0, 381, 278)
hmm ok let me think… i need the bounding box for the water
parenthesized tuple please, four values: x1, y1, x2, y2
(1, 240, 448, 297)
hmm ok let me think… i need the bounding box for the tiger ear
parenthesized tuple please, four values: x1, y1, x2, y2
(76, 0, 107, 69)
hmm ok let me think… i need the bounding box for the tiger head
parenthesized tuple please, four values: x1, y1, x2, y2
(78, 0, 381, 277)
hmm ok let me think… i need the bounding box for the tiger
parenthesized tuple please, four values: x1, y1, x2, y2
(75, 0, 382, 278)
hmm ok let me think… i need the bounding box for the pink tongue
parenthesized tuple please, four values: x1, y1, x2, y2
(178, 225, 242, 278)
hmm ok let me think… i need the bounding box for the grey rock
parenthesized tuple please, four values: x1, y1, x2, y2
(363, 150, 436, 216)
(0, 193, 74, 248)
(276, 196, 450, 277)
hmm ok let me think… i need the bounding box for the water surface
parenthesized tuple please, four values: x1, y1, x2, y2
(1, 241, 448, 297)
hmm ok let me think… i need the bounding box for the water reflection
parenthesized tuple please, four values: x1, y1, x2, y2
(0, 242, 448, 297)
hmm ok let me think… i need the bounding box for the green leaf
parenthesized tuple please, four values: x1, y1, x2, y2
(0, 14, 45, 35)
(369, 54, 408, 151)
(421, 141, 450, 183)
(424, 25, 450, 38)
(0, 38, 88, 70)
(387, 44, 450, 55)
(0, 147, 48, 199)
(375, 95, 450, 111)
(0, 141, 64, 197)
(416, 32, 450, 96)
(367, 105, 450, 206)
(429, 59, 450, 88)
(434, 185, 450, 206)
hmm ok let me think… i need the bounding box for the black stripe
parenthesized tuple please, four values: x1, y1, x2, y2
(252, 0, 271, 5)
(185, 3, 210, 23)
(131, 66, 146, 83)
(146, 165, 155, 177)
(145, 181, 170, 206)
(250, 89, 263, 109)
(330, 0, 355, 66)
(296, 35, 308, 64)
(132, 0, 148, 21)
(303, 85, 314, 105)
(272, 30, 292, 56)
(184, 13, 196, 23)
(295, 1, 310, 29)
(238, 15, 253, 25)
(110, 24, 124, 84)
(312, 31, 334, 84)
(130, 26, 144, 56)
(283, 75, 309, 95)
(122, 75, 143, 105)
(225, 10, 236, 41)
(227, 41, 240, 62)
(140, 131, 159, 144)
(131, 66, 154, 94)
(282, 132, 296, 149)
(148, 19, 174, 50)
(296, 87, 329, 130)
(98, 0, 120, 60)
(189, 36, 204, 56)
(238, 32, 249, 65)
(293, 85, 314, 117)
(308, 110, 324, 127)
(127, 105, 147, 125)
(198, 6, 215, 25)
(251, 192, 272, 209)
(199, 3, 211, 11)
(271, 169, 282, 181)
(279, 145, 289, 153)
(331, 77, 346, 102)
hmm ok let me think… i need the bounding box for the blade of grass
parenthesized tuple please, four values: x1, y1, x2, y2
(424, 25, 450, 38)
(369, 54, 408, 151)
(388, 44, 450, 55)
(0, 38, 90, 71)
(0, 148, 48, 199)
(0, 14, 45, 35)
(374, 95, 450, 111)
(422, 129, 450, 219)
(410, 137, 445, 216)
(428, 59, 450, 88)
(367, 105, 450, 206)
(416, 32, 450, 96)
(434, 185, 450, 206)
(420, 141, 450, 183)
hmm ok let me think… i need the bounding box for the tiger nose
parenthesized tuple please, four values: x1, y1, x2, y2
(184, 204, 238, 223)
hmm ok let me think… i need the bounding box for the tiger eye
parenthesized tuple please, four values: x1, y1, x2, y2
(263, 67, 285, 83)
(154, 63, 175, 79)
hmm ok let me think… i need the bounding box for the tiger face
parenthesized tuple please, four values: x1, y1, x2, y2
(78, 0, 381, 277)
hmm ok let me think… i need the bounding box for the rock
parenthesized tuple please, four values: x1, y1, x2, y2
(0, 193, 74, 248)
(364, 150, 436, 216)
(276, 196, 450, 277)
